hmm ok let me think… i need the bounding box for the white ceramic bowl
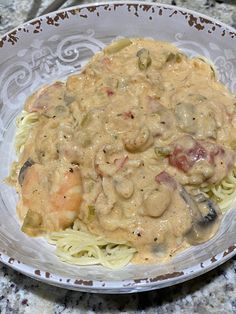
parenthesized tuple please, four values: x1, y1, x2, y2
(0, 1, 236, 293)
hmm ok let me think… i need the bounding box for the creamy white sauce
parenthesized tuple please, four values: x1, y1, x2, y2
(12, 38, 236, 264)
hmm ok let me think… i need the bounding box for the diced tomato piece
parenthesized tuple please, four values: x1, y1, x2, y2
(188, 144, 207, 162)
(114, 156, 128, 170)
(169, 142, 208, 172)
(168, 148, 191, 172)
(123, 111, 134, 119)
(105, 88, 114, 96)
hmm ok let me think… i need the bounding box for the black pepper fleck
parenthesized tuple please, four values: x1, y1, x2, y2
(21, 299, 29, 306)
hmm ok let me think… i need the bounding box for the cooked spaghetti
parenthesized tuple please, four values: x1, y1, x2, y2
(201, 166, 236, 212)
(48, 227, 136, 269)
(8, 38, 236, 267)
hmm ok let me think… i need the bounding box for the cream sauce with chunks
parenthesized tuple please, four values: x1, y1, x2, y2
(12, 38, 236, 263)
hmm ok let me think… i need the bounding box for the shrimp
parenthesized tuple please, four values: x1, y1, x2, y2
(18, 161, 83, 236)
(25, 82, 66, 117)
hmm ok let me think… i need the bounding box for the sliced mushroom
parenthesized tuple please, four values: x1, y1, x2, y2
(123, 125, 153, 153)
(44, 104, 69, 118)
(142, 185, 171, 218)
(175, 102, 217, 140)
(113, 177, 134, 199)
(18, 159, 35, 186)
(179, 187, 219, 245)
(194, 194, 218, 225)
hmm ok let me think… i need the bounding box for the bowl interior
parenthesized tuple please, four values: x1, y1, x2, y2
(0, 2, 236, 292)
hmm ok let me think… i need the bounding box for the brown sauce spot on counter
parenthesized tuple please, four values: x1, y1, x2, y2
(35, 270, 41, 276)
(114, 4, 124, 10)
(87, 7, 97, 12)
(211, 255, 217, 263)
(74, 279, 93, 286)
(141, 5, 152, 12)
(169, 10, 177, 18)
(0, 38, 4, 48)
(150, 271, 184, 282)
(134, 271, 184, 283)
(187, 15, 204, 31)
(223, 245, 236, 257)
(127, 4, 139, 13)
(30, 20, 42, 33)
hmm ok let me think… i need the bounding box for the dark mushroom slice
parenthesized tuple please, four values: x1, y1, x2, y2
(179, 187, 219, 245)
(193, 193, 218, 225)
(18, 158, 35, 186)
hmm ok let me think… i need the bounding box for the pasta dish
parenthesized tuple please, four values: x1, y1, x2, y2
(7, 38, 236, 268)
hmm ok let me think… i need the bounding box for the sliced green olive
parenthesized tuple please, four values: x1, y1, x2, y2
(230, 139, 236, 151)
(104, 38, 132, 54)
(21, 210, 43, 236)
(80, 112, 92, 127)
(154, 146, 172, 158)
(88, 204, 95, 221)
(166, 52, 184, 63)
(137, 48, 152, 70)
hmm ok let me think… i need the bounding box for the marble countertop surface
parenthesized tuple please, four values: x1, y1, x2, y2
(0, 0, 236, 313)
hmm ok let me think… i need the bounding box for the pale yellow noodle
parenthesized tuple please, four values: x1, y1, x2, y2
(15, 110, 39, 155)
(201, 166, 236, 212)
(48, 228, 136, 269)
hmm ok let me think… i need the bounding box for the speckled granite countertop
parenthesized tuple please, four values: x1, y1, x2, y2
(0, 0, 236, 313)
